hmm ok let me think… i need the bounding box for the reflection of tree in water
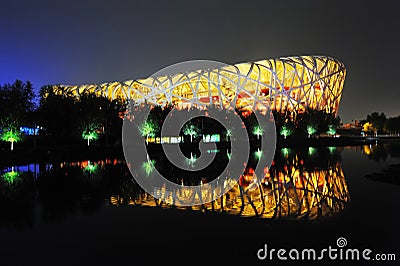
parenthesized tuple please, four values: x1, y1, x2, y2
(386, 143, 400, 158)
(37, 165, 90, 222)
(363, 143, 400, 162)
(364, 145, 388, 162)
(36, 160, 134, 222)
(0, 159, 147, 228)
(364, 143, 400, 185)
(0, 171, 36, 229)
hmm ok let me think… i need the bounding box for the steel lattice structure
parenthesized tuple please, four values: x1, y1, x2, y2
(51, 55, 346, 116)
(109, 159, 349, 220)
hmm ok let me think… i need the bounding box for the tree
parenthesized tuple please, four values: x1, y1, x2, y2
(183, 122, 200, 142)
(327, 125, 336, 136)
(36, 85, 78, 142)
(296, 108, 339, 136)
(280, 125, 293, 139)
(366, 112, 386, 133)
(1, 126, 22, 151)
(0, 80, 35, 123)
(363, 122, 375, 134)
(81, 121, 100, 146)
(37, 87, 125, 145)
(139, 119, 158, 144)
(306, 124, 317, 138)
(0, 80, 36, 149)
(385, 116, 400, 135)
(252, 125, 263, 140)
(77, 92, 125, 144)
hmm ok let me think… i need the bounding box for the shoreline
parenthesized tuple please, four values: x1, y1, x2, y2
(1, 136, 399, 167)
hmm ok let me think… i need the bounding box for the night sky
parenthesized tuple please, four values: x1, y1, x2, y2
(1, 0, 399, 123)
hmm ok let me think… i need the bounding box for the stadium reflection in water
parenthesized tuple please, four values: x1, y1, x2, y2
(0, 147, 350, 227)
(113, 147, 350, 220)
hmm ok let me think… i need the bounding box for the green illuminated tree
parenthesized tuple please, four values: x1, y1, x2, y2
(37, 88, 125, 145)
(0, 115, 23, 151)
(1, 127, 22, 151)
(183, 122, 199, 142)
(280, 125, 292, 139)
(139, 119, 158, 144)
(327, 125, 336, 136)
(307, 124, 317, 138)
(79, 93, 125, 144)
(252, 125, 264, 140)
(0, 80, 35, 150)
(81, 122, 100, 146)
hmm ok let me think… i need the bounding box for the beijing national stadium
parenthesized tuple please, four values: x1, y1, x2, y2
(48, 55, 346, 116)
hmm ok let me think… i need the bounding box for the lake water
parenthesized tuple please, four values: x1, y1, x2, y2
(1, 143, 399, 265)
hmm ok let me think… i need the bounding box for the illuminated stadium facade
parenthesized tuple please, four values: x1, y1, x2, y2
(51, 55, 346, 116)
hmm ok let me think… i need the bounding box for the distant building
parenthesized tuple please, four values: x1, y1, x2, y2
(339, 120, 363, 136)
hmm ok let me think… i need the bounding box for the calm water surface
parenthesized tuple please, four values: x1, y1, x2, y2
(1, 144, 399, 265)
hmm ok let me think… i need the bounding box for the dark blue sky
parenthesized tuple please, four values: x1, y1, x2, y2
(1, 0, 399, 122)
